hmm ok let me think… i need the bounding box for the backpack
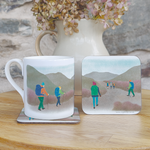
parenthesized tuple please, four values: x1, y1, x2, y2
(35, 84, 44, 96)
(55, 87, 60, 97)
(130, 82, 134, 89)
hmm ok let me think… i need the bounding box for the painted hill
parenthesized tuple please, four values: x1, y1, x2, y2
(71, 76, 74, 80)
(84, 72, 118, 81)
(82, 76, 106, 91)
(46, 72, 74, 93)
(111, 66, 141, 81)
(27, 65, 57, 95)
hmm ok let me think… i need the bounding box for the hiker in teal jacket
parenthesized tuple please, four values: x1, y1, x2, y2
(127, 80, 135, 97)
(91, 82, 101, 109)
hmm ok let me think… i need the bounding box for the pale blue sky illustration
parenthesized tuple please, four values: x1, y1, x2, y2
(34, 63, 74, 79)
(82, 56, 141, 75)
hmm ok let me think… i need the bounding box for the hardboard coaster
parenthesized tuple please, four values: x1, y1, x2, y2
(82, 56, 142, 114)
(17, 107, 80, 124)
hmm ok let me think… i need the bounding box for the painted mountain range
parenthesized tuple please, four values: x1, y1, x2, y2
(27, 65, 73, 95)
(83, 66, 141, 82)
(111, 66, 141, 81)
(84, 72, 118, 81)
(46, 73, 74, 92)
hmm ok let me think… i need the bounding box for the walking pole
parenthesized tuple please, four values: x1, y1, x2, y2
(61, 94, 64, 105)
(127, 87, 131, 97)
(62, 95, 63, 105)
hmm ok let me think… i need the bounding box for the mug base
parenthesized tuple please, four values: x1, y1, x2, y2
(17, 107, 80, 124)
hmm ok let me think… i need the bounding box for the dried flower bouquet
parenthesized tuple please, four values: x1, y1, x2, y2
(32, 0, 130, 35)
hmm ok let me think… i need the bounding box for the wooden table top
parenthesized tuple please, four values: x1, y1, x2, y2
(0, 90, 150, 150)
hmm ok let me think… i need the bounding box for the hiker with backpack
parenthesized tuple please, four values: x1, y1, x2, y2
(107, 82, 109, 89)
(35, 82, 49, 111)
(127, 80, 135, 97)
(113, 83, 115, 89)
(110, 82, 113, 89)
(55, 86, 65, 107)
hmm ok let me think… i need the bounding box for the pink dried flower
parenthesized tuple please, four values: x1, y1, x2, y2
(97, 0, 102, 2)
(106, 0, 113, 8)
(117, 2, 124, 9)
(64, 27, 73, 35)
(100, 20, 110, 28)
(87, 2, 94, 10)
(80, 13, 88, 19)
(101, 0, 107, 2)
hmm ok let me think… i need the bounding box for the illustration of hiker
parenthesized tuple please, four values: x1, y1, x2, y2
(91, 82, 101, 109)
(127, 80, 135, 97)
(55, 86, 65, 107)
(35, 82, 49, 111)
(107, 82, 109, 89)
(110, 82, 113, 89)
(113, 83, 115, 89)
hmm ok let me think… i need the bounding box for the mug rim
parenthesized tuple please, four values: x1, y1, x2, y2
(23, 56, 74, 60)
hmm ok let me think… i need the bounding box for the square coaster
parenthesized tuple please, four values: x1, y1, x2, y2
(17, 107, 80, 124)
(82, 56, 142, 114)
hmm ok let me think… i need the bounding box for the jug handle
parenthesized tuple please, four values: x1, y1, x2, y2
(35, 31, 58, 56)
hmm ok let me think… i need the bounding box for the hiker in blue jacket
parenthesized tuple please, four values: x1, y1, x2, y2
(107, 82, 109, 89)
(35, 82, 49, 111)
(127, 80, 135, 97)
(55, 86, 65, 107)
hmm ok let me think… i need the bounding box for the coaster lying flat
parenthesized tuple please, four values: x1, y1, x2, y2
(17, 107, 80, 124)
(82, 56, 142, 114)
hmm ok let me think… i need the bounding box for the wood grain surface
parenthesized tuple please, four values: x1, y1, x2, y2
(0, 90, 150, 150)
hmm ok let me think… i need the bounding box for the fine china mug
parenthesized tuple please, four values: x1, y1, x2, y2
(5, 56, 74, 119)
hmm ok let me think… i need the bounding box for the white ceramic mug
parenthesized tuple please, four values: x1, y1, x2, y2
(5, 56, 74, 119)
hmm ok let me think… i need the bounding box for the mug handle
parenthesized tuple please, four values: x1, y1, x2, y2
(5, 59, 24, 102)
(35, 31, 58, 56)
